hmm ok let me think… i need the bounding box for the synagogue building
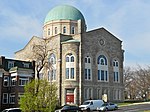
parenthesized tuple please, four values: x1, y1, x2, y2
(15, 5, 124, 105)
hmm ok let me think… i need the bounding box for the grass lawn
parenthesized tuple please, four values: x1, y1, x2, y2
(140, 110, 150, 112)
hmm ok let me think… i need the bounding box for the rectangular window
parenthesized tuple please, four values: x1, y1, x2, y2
(98, 70, 108, 81)
(10, 93, 15, 104)
(98, 70, 100, 80)
(66, 68, 69, 79)
(88, 69, 91, 80)
(51, 70, 54, 80)
(23, 63, 29, 68)
(53, 69, 56, 80)
(48, 71, 50, 81)
(105, 71, 108, 81)
(11, 77, 16, 86)
(114, 72, 119, 82)
(19, 77, 29, 86)
(50, 69, 56, 81)
(8, 61, 14, 69)
(3, 76, 9, 87)
(71, 68, 74, 79)
(3, 93, 8, 104)
(101, 70, 104, 81)
(116, 72, 119, 81)
(85, 69, 87, 79)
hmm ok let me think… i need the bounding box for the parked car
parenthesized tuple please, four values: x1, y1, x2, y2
(98, 102, 118, 111)
(79, 100, 104, 111)
(55, 105, 81, 112)
(2, 108, 21, 112)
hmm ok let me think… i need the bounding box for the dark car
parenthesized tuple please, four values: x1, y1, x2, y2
(2, 108, 21, 112)
(55, 105, 81, 112)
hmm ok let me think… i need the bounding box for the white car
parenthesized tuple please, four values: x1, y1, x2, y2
(98, 102, 118, 111)
(2, 108, 21, 112)
(79, 100, 104, 111)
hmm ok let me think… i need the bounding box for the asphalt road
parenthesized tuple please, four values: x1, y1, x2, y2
(113, 103, 150, 112)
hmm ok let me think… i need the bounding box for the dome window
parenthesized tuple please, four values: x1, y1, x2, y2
(55, 27, 57, 34)
(71, 26, 75, 34)
(63, 26, 66, 33)
(48, 29, 50, 35)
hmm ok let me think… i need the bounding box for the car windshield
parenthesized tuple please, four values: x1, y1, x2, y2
(62, 105, 78, 110)
(83, 101, 90, 105)
(102, 103, 108, 106)
(62, 106, 70, 109)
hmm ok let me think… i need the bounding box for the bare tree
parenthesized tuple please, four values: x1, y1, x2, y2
(124, 65, 150, 100)
(135, 66, 150, 100)
(30, 38, 53, 80)
(124, 67, 138, 99)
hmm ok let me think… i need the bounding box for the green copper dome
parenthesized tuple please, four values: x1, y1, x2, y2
(44, 5, 85, 23)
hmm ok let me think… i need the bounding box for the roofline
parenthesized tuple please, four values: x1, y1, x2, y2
(14, 36, 43, 54)
(86, 27, 122, 42)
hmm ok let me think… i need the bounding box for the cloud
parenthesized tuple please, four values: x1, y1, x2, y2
(0, 8, 42, 42)
(0, 0, 150, 67)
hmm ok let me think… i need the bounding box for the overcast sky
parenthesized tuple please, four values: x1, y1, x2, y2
(0, 0, 150, 67)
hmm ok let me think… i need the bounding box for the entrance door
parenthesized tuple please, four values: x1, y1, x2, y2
(66, 89, 74, 104)
(66, 94, 74, 104)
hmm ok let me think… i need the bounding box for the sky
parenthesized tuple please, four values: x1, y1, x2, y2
(0, 0, 150, 67)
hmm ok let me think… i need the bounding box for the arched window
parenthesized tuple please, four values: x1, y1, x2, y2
(66, 56, 69, 62)
(100, 58, 104, 65)
(113, 60, 119, 82)
(63, 26, 66, 33)
(48, 53, 56, 81)
(71, 26, 75, 34)
(97, 55, 107, 65)
(113, 60, 119, 67)
(48, 28, 50, 35)
(55, 27, 57, 34)
(84, 88, 93, 100)
(97, 55, 108, 82)
(48, 53, 56, 64)
(65, 54, 74, 62)
(85, 56, 90, 63)
(65, 53, 75, 79)
(84, 56, 92, 80)
(97, 88, 102, 99)
(71, 56, 74, 62)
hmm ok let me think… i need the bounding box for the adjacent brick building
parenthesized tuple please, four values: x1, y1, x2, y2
(0, 56, 35, 111)
(15, 5, 124, 106)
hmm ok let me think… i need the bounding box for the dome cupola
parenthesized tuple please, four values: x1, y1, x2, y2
(43, 5, 86, 38)
(44, 5, 85, 24)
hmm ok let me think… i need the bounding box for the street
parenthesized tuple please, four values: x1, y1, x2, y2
(113, 102, 150, 112)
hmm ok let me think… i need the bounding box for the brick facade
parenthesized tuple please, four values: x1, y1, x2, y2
(0, 56, 35, 111)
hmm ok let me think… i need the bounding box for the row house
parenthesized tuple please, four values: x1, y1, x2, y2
(0, 56, 35, 111)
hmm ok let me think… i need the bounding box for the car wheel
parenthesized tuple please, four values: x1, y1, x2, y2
(115, 106, 118, 110)
(86, 108, 90, 112)
(105, 108, 108, 111)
